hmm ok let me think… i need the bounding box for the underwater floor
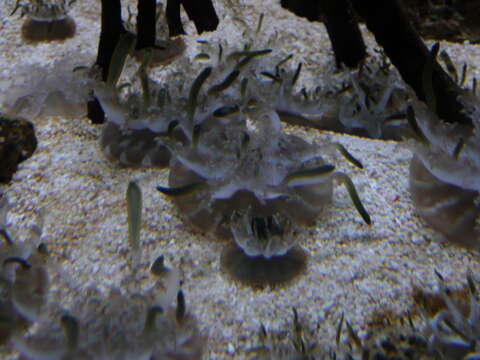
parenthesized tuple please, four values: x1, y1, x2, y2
(1, 0, 480, 358)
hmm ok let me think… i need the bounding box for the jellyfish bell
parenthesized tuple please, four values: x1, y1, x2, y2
(22, 15, 76, 42)
(14, 0, 77, 43)
(406, 102, 480, 249)
(160, 111, 339, 242)
(220, 242, 308, 288)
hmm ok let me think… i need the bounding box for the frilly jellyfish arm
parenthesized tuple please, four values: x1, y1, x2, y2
(409, 103, 480, 192)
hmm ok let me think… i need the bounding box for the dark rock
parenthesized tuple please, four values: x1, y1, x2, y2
(0, 115, 37, 183)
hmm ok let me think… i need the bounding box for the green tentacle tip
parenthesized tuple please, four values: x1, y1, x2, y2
(156, 183, 204, 197)
(430, 42, 440, 59)
(336, 312, 344, 345)
(440, 49, 458, 84)
(151, 255, 168, 276)
(346, 320, 362, 348)
(334, 143, 363, 169)
(452, 138, 464, 159)
(37, 243, 48, 256)
(422, 42, 440, 112)
(406, 106, 428, 143)
(275, 54, 294, 70)
(107, 32, 136, 87)
(337, 173, 371, 225)
(188, 67, 212, 124)
(176, 289, 186, 323)
(10, 0, 21, 16)
(61, 314, 79, 351)
(127, 181, 142, 251)
(144, 305, 164, 333)
(467, 269, 476, 294)
(192, 123, 202, 146)
(292, 62, 302, 86)
(139, 51, 153, 108)
(0, 229, 13, 245)
(255, 13, 264, 34)
(240, 77, 248, 99)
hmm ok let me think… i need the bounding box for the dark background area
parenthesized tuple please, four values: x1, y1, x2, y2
(281, 0, 480, 43)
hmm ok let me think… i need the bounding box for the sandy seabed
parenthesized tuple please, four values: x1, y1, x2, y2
(1, 0, 480, 358)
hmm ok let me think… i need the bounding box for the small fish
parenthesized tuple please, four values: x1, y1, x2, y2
(187, 67, 212, 125)
(213, 105, 240, 117)
(260, 71, 281, 82)
(231, 49, 272, 70)
(208, 70, 240, 94)
(335, 172, 371, 225)
(285, 164, 335, 187)
(194, 53, 210, 61)
(157, 183, 204, 197)
(334, 143, 363, 169)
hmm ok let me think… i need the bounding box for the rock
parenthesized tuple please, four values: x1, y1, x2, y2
(0, 115, 37, 183)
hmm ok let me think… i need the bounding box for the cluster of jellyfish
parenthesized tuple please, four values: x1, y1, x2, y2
(2, 0, 480, 358)
(406, 44, 480, 250)
(0, 184, 205, 359)
(90, 17, 376, 287)
(5, 0, 480, 287)
(93, 28, 480, 285)
(11, 0, 76, 43)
